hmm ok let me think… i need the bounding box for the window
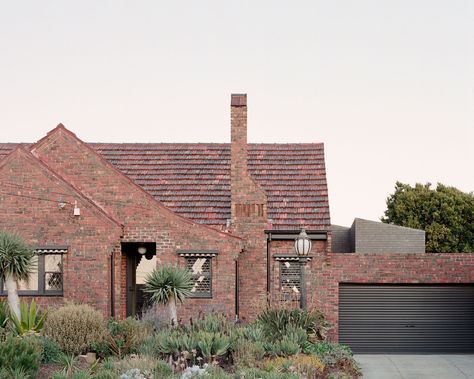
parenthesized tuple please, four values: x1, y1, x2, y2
(280, 260, 301, 296)
(0, 247, 66, 296)
(177, 250, 217, 299)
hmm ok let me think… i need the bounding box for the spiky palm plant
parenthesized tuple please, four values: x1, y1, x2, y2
(143, 265, 193, 326)
(0, 231, 35, 321)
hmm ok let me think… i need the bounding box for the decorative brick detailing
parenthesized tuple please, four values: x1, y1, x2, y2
(234, 203, 264, 218)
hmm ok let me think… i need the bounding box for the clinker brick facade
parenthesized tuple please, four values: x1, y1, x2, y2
(0, 94, 472, 340)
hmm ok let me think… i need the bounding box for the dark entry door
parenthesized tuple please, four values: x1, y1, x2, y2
(339, 284, 474, 353)
(126, 253, 137, 317)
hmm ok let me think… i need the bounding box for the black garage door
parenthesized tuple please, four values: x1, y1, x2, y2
(339, 284, 474, 353)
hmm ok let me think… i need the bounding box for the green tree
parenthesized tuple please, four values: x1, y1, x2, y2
(382, 182, 474, 252)
(143, 265, 193, 325)
(0, 231, 35, 320)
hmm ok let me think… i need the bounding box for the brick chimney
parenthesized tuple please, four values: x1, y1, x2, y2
(230, 94, 267, 223)
(230, 94, 267, 321)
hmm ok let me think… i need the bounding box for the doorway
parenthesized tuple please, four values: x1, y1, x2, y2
(122, 242, 157, 317)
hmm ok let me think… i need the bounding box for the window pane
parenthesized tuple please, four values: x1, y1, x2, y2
(17, 255, 39, 291)
(186, 257, 212, 297)
(280, 261, 300, 294)
(45, 254, 63, 291)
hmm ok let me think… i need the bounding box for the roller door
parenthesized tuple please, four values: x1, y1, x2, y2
(339, 284, 474, 353)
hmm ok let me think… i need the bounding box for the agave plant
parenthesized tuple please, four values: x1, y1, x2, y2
(9, 299, 47, 336)
(195, 331, 230, 361)
(143, 265, 193, 326)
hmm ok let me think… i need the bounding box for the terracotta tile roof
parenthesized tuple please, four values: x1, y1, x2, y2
(0, 142, 330, 230)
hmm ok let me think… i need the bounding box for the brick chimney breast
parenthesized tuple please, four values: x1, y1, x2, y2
(230, 94, 267, 224)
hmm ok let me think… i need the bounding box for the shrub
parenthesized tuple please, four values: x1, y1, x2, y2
(71, 371, 91, 379)
(114, 356, 156, 377)
(187, 313, 232, 334)
(236, 367, 300, 379)
(232, 339, 265, 369)
(261, 355, 325, 377)
(0, 335, 41, 378)
(93, 369, 118, 379)
(257, 307, 331, 342)
(44, 304, 106, 355)
(39, 335, 63, 363)
(154, 360, 173, 379)
(94, 317, 152, 359)
(264, 337, 301, 357)
(303, 342, 353, 365)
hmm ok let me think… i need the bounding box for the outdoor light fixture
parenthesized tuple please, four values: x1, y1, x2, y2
(294, 229, 312, 256)
(294, 228, 312, 309)
(137, 246, 147, 255)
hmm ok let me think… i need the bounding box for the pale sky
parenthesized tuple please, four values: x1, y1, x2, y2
(1, 1, 473, 226)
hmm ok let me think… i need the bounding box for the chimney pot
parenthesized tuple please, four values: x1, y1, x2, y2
(231, 94, 247, 107)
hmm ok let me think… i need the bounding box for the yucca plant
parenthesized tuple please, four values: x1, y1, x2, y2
(0, 231, 35, 321)
(143, 265, 193, 325)
(9, 299, 47, 336)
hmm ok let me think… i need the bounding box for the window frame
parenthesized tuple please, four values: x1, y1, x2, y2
(177, 250, 217, 299)
(0, 247, 66, 297)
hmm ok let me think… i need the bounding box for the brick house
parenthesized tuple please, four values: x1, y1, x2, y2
(0, 94, 473, 353)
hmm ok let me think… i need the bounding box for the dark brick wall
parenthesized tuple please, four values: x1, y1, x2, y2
(332, 218, 425, 253)
(353, 218, 425, 253)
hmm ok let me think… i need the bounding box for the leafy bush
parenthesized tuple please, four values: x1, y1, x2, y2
(44, 304, 106, 355)
(94, 317, 152, 359)
(39, 335, 63, 363)
(0, 335, 41, 378)
(257, 307, 331, 342)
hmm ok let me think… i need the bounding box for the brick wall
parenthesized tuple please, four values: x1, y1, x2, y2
(0, 148, 122, 315)
(266, 238, 474, 341)
(28, 126, 242, 319)
(316, 252, 474, 341)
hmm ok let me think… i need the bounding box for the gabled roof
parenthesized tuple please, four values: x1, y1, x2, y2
(0, 142, 330, 230)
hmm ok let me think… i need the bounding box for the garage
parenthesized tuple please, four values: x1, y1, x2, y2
(339, 284, 474, 353)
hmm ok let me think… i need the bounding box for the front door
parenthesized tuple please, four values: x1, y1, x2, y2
(123, 242, 156, 317)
